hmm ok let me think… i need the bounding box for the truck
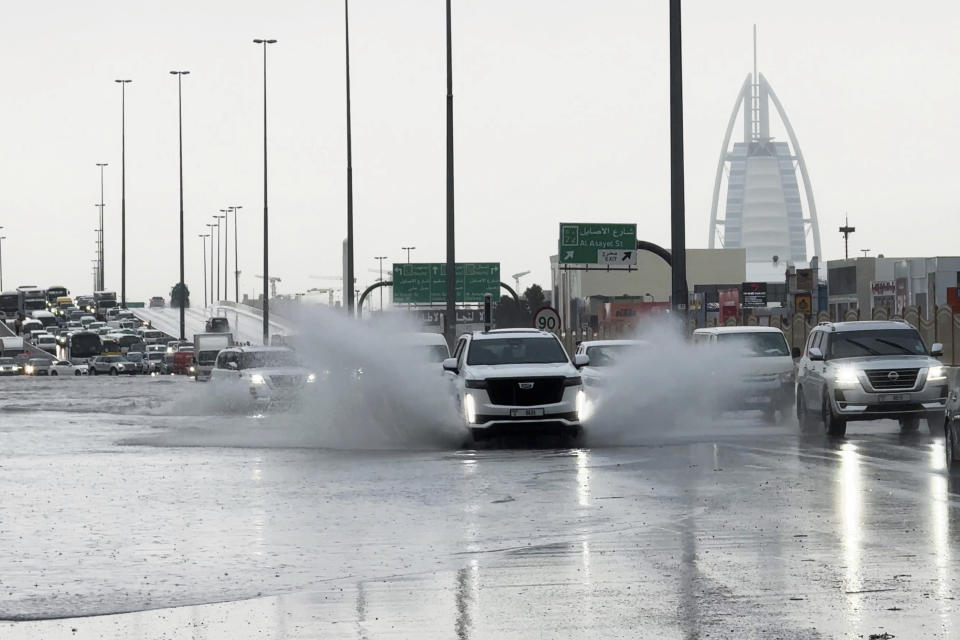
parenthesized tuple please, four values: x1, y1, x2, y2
(94, 290, 118, 319)
(193, 332, 235, 380)
(0, 336, 26, 358)
(18, 288, 47, 316)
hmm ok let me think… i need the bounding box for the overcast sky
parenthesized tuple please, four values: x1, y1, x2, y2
(2, 0, 958, 304)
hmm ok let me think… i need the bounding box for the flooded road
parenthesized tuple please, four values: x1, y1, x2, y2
(1, 376, 958, 638)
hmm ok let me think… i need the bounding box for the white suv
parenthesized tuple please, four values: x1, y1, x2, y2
(210, 346, 316, 409)
(795, 321, 947, 436)
(443, 329, 588, 441)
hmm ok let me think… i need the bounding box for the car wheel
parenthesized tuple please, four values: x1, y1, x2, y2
(899, 416, 920, 433)
(74, 370, 81, 376)
(823, 392, 847, 437)
(50, 371, 58, 376)
(110, 368, 118, 376)
(797, 387, 816, 432)
(927, 412, 945, 436)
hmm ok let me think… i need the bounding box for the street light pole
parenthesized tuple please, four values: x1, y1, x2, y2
(213, 214, 224, 303)
(374, 256, 388, 311)
(206, 223, 215, 307)
(444, 0, 456, 348)
(344, 0, 355, 316)
(115, 79, 131, 307)
(231, 205, 242, 302)
(402, 246, 415, 263)
(199, 234, 209, 307)
(170, 70, 190, 340)
(220, 208, 230, 300)
(0, 234, 6, 291)
(96, 163, 108, 291)
(669, 0, 688, 318)
(254, 38, 277, 344)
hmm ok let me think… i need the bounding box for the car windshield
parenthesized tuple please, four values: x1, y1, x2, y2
(584, 344, 644, 366)
(716, 332, 790, 357)
(828, 329, 928, 359)
(466, 337, 568, 365)
(148, 353, 163, 360)
(240, 351, 299, 369)
(0, 358, 15, 365)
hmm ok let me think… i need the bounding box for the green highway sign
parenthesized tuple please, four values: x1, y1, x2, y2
(392, 263, 500, 305)
(558, 222, 637, 265)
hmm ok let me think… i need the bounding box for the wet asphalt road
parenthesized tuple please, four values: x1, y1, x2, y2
(1, 376, 959, 639)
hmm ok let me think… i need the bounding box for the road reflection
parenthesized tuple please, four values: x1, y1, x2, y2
(837, 442, 863, 625)
(928, 442, 952, 633)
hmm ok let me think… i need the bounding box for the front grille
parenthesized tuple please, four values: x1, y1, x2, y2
(269, 374, 304, 388)
(865, 368, 919, 390)
(484, 377, 565, 406)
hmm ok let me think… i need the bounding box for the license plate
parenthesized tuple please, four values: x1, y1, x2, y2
(510, 408, 544, 417)
(879, 394, 907, 403)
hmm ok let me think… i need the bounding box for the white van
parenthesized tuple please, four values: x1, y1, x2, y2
(692, 326, 798, 422)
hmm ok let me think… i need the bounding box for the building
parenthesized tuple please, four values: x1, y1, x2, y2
(826, 256, 960, 319)
(708, 31, 822, 283)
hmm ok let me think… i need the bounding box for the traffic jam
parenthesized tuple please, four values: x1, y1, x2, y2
(4, 284, 960, 470)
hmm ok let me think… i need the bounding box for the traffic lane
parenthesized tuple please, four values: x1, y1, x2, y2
(4, 406, 960, 637)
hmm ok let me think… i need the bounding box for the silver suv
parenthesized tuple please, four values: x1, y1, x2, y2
(796, 321, 947, 436)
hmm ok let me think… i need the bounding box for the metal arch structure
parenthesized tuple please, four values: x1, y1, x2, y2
(356, 281, 519, 318)
(707, 73, 822, 265)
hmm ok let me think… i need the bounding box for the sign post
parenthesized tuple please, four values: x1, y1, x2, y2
(558, 223, 637, 266)
(532, 306, 561, 334)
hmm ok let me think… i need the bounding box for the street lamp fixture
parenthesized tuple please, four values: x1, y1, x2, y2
(230, 205, 242, 302)
(374, 256, 388, 311)
(199, 233, 210, 307)
(205, 223, 216, 308)
(213, 214, 225, 302)
(402, 246, 416, 263)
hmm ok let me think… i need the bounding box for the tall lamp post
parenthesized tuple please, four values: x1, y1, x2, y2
(206, 223, 216, 307)
(213, 214, 224, 302)
(444, 0, 456, 348)
(170, 70, 190, 340)
(231, 205, 242, 302)
(374, 255, 388, 311)
(95, 162, 108, 291)
(402, 246, 415, 263)
(199, 233, 209, 307)
(220, 208, 230, 299)
(669, 0, 688, 317)
(253, 38, 277, 344)
(343, 0, 355, 316)
(115, 79, 132, 307)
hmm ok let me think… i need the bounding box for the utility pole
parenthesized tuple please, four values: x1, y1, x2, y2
(839, 216, 856, 260)
(669, 0, 688, 318)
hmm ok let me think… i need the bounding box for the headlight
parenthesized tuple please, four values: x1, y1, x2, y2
(464, 393, 477, 424)
(928, 365, 947, 381)
(834, 367, 860, 388)
(24, 365, 34, 374)
(306, 373, 316, 383)
(250, 373, 266, 385)
(576, 389, 587, 420)
(189, 366, 196, 373)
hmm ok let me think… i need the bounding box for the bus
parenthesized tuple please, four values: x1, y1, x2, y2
(66, 332, 102, 364)
(18, 288, 47, 316)
(46, 286, 69, 306)
(94, 290, 118, 319)
(0, 291, 18, 319)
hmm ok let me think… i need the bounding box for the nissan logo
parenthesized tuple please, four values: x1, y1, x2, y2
(518, 382, 535, 390)
(887, 371, 900, 381)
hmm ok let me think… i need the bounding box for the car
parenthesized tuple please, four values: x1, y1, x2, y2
(171, 350, 196, 375)
(145, 344, 167, 355)
(0, 357, 23, 375)
(49, 360, 89, 376)
(106, 308, 121, 320)
(88, 321, 107, 332)
(575, 339, 648, 408)
(89, 355, 137, 376)
(144, 350, 166, 374)
(24, 357, 53, 376)
(28, 329, 47, 343)
(138, 328, 167, 345)
(795, 321, 948, 437)
(205, 317, 230, 333)
(692, 327, 798, 422)
(149, 296, 165, 308)
(21, 320, 43, 336)
(210, 346, 315, 408)
(945, 380, 960, 473)
(34, 334, 58, 354)
(80, 315, 96, 327)
(442, 329, 589, 441)
(124, 351, 149, 374)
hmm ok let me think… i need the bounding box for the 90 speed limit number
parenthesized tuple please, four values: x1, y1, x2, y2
(532, 306, 561, 333)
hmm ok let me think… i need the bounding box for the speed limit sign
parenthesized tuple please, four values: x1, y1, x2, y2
(533, 306, 561, 333)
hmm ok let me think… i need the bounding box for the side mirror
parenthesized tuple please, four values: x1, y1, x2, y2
(931, 343, 944, 357)
(442, 358, 459, 373)
(808, 347, 824, 361)
(573, 353, 590, 368)
(227, 361, 238, 371)
(791, 347, 802, 360)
